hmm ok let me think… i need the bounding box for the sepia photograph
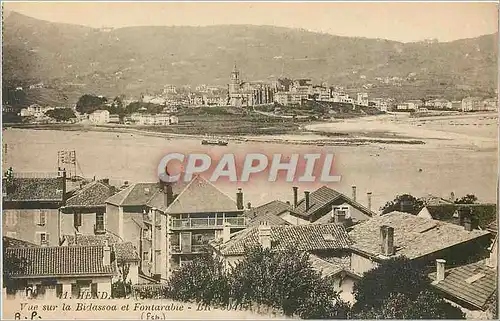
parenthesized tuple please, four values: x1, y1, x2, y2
(1, 1, 499, 319)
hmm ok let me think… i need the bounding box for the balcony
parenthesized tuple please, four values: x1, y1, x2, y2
(170, 244, 209, 254)
(94, 224, 105, 235)
(170, 217, 246, 230)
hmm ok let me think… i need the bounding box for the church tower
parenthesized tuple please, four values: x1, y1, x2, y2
(229, 64, 240, 94)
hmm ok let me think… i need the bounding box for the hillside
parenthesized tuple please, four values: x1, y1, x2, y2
(2, 11, 498, 105)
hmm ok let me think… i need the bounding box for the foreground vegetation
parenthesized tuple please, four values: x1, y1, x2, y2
(113, 247, 465, 319)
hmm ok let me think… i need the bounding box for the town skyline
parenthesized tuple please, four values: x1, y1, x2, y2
(3, 2, 498, 43)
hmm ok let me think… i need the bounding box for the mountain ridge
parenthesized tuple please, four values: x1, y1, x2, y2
(2, 11, 498, 103)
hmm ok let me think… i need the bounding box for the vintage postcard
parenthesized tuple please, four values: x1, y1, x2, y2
(1, 1, 499, 320)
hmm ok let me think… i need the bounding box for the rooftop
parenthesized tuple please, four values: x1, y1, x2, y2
(349, 211, 491, 260)
(62, 234, 140, 262)
(212, 223, 351, 256)
(3, 236, 38, 248)
(105, 181, 184, 207)
(64, 181, 117, 208)
(292, 186, 375, 221)
(2, 176, 65, 202)
(429, 261, 497, 310)
(308, 254, 351, 278)
(420, 203, 497, 229)
(164, 175, 240, 214)
(6, 246, 115, 278)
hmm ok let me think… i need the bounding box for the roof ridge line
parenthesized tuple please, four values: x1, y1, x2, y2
(106, 183, 135, 206)
(163, 177, 198, 212)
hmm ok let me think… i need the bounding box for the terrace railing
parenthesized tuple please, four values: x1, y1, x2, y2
(170, 217, 246, 230)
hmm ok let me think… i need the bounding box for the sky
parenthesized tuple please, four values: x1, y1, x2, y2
(3, 1, 499, 43)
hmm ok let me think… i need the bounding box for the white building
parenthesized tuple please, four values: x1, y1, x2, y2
(356, 93, 369, 106)
(89, 110, 110, 124)
(131, 113, 178, 126)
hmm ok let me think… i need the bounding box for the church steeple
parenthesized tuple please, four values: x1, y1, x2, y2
(229, 63, 240, 94)
(231, 63, 239, 83)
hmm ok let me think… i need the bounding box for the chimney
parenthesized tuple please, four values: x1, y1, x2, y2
(103, 240, 111, 266)
(247, 202, 252, 210)
(236, 188, 244, 210)
(258, 222, 272, 249)
(380, 225, 394, 256)
(293, 186, 298, 208)
(352, 185, 357, 202)
(304, 191, 310, 211)
(367, 192, 372, 211)
(436, 259, 446, 282)
(163, 183, 174, 208)
(333, 207, 346, 225)
(222, 223, 231, 243)
(101, 178, 110, 185)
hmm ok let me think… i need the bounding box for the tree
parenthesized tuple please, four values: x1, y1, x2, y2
(380, 194, 424, 215)
(45, 108, 76, 122)
(455, 194, 478, 204)
(168, 253, 231, 307)
(230, 246, 349, 318)
(352, 257, 465, 319)
(76, 94, 107, 114)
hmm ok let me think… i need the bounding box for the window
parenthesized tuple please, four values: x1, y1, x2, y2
(143, 251, 149, 261)
(39, 233, 49, 246)
(74, 213, 82, 227)
(39, 211, 46, 226)
(5, 212, 18, 227)
(96, 212, 104, 229)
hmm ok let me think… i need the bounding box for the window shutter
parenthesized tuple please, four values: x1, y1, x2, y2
(34, 210, 40, 225)
(46, 233, 50, 245)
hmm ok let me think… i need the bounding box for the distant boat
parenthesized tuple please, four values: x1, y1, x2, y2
(201, 139, 228, 146)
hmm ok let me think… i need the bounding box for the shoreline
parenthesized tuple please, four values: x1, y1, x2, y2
(3, 123, 426, 147)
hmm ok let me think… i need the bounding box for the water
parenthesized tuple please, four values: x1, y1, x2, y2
(2, 128, 497, 212)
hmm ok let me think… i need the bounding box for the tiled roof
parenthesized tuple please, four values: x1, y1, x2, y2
(212, 223, 351, 256)
(114, 242, 141, 262)
(248, 212, 291, 228)
(429, 261, 497, 310)
(308, 254, 351, 278)
(3, 236, 38, 248)
(420, 194, 454, 206)
(105, 183, 158, 206)
(105, 182, 185, 207)
(349, 211, 491, 260)
(422, 204, 497, 229)
(63, 233, 121, 246)
(65, 181, 117, 208)
(3, 177, 64, 202)
(62, 234, 139, 262)
(245, 200, 292, 227)
(164, 175, 239, 214)
(145, 181, 189, 212)
(292, 186, 375, 220)
(6, 246, 115, 278)
(245, 200, 291, 219)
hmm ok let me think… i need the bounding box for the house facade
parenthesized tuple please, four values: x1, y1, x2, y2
(60, 180, 117, 238)
(2, 171, 67, 246)
(89, 110, 110, 124)
(4, 245, 116, 300)
(210, 222, 355, 301)
(278, 185, 375, 226)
